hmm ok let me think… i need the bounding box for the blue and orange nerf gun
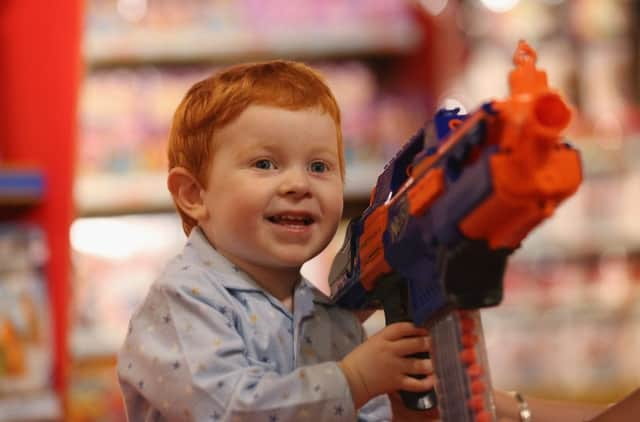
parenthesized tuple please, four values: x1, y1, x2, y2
(329, 40, 582, 421)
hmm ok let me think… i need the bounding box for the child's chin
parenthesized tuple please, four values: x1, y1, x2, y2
(272, 253, 315, 268)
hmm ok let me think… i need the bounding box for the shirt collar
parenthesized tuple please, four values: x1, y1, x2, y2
(185, 226, 260, 291)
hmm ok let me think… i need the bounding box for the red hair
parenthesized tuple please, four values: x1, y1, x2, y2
(168, 60, 344, 235)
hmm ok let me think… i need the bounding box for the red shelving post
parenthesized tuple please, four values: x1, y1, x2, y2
(0, 0, 82, 400)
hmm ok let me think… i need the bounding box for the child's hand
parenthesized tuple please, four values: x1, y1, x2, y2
(338, 322, 435, 409)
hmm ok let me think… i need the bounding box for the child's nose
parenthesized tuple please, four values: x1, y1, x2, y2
(279, 167, 311, 198)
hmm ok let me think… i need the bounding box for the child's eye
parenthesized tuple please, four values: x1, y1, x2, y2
(254, 159, 275, 170)
(309, 161, 328, 173)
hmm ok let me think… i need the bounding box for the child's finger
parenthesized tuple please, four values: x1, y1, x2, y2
(380, 322, 428, 340)
(398, 373, 436, 392)
(392, 335, 431, 356)
(402, 355, 433, 375)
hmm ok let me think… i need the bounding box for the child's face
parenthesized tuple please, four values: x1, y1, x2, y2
(199, 104, 344, 283)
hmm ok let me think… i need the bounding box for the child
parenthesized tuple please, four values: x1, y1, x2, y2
(117, 60, 434, 421)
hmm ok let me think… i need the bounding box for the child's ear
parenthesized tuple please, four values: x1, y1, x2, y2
(167, 167, 208, 222)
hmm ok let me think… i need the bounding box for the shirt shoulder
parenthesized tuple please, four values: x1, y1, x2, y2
(155, 253, 229, 297)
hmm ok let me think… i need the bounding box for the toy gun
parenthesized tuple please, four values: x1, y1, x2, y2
(329, 40, 582, 421)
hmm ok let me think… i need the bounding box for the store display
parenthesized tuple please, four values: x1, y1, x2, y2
(70, 214, 184, 359)
(484, 251, 640, 403)
(0, 224, 60, 421)
(0, 169, 44, 204)
(84, 0, 421, 64)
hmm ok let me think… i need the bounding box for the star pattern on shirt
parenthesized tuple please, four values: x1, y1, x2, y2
(172, 361, 181, 370)
(335, 405, 344, 416)
(163, 314, 171, 324)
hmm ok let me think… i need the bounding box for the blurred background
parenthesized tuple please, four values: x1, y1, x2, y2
(1, 0, 640, 420)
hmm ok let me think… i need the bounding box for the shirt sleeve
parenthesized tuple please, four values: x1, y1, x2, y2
(117, 276, 359, 421)
(358, 394, 392, 421)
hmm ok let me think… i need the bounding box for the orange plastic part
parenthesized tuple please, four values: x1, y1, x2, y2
(408, 168, 445, 216)
(459, 315, 476, 334)
(460, 348, 477, 365)
(471, 380, 486, 394)
(359, 167, 445, 289)
(359, 206, 392, 290)
(461, 333, 479, 347)
(459, 40, 582, 249)
(467, 363, 484, 378)
(475, 411, 493, 422)
(468, 395, 485, 411)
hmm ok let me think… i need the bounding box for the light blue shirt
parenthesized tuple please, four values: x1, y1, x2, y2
(117, 227, 391, 421)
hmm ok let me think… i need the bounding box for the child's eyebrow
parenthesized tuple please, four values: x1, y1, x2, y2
(307, 145, 340, 158)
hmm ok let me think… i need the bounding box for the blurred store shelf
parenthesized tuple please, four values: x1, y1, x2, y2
(0, 168, 44, 207)
(86, 22, 422, 68)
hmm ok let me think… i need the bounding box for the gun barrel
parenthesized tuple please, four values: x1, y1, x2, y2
(532, 92, 571, 139)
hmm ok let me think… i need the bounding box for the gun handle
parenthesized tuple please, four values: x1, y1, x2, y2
(376, 274, 438, 411)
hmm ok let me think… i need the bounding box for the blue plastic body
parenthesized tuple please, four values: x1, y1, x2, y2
(331, 104, 501, 325)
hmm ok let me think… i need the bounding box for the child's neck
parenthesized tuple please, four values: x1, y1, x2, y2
(257, 270, 299, 309)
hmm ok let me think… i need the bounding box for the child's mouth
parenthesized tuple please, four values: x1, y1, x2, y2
(267, 215, 314, 226)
